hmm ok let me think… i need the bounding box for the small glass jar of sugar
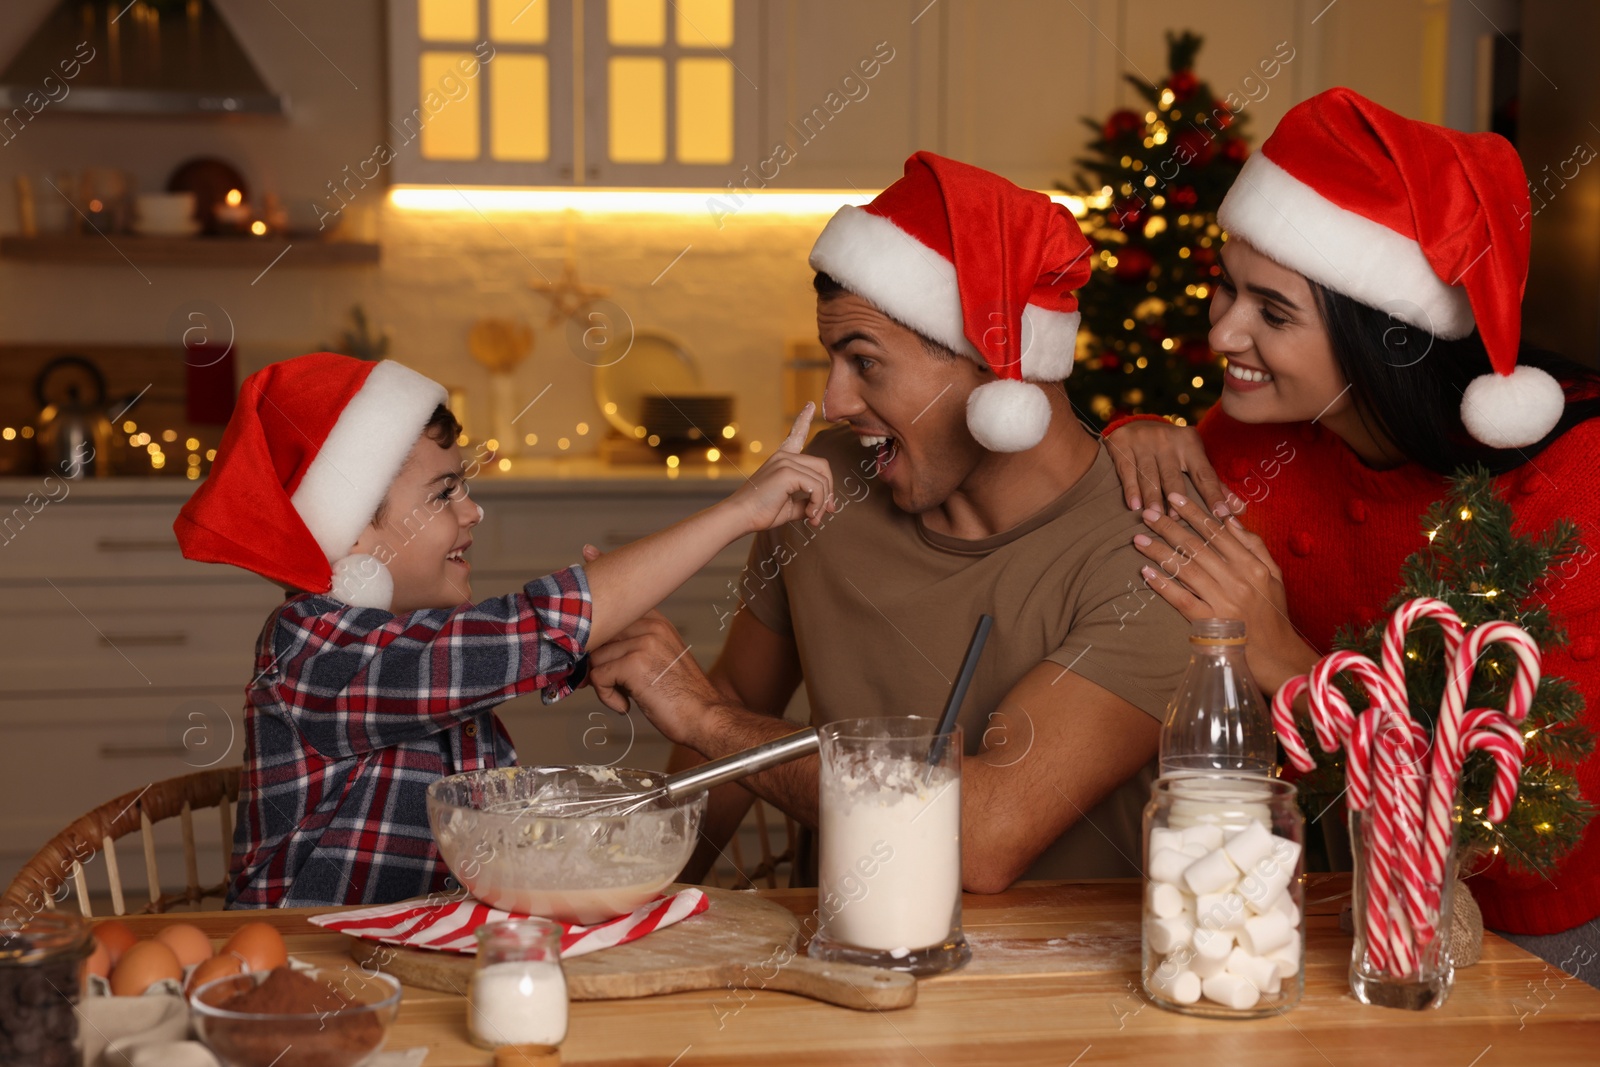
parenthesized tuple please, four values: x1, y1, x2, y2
(808, 715, 970, 976)
(468, 918, 569, 1050)
(1142, 774, 1305, 1018)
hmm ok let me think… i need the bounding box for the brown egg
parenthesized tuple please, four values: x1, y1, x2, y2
(93, 920, 138, 968)
(110, 939, 183, 997)
(222, 922, 287, 973)
(184, 950, 244, 994)
(154, 923, 213, 968)
(86, 939, 111, 980)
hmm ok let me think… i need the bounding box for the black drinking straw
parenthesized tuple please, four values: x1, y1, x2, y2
(924, 614, 993, 780)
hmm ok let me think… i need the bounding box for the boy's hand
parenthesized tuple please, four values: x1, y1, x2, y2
(726, 403, 838, 533)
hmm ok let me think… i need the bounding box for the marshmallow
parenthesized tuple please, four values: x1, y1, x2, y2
(1149, 965, 1202, 1005)
(1182, 847, 1239, 896)
(1265, 938, 1301, 980)
(1148, 847, 1193, 886)
(1270, 892, 1301, 927)
(1195, 892, 1248, 931)
(1192, 927, 1234, 963)
(1149, 882, 1188, 919)
(1238, 911, 1294, 957)
(1147, 915, 1195, 954)
(1149, 827, 1184, 855)
(1188, 948, 1228, 978)
(1227, 947, 1281, 996)
(1181, 824, 1225, 851)
(1202, 972, 1261, 1011)
(1270, 834, 1303, 871)
(1180, 842, 1210, 859)
(1238, 862, 1292, 913)
(1223, 820, 1275, 872)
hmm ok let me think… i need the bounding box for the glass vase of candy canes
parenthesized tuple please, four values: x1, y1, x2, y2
(1348, 793, 1459, 1010)
(1142, 774, 1306, 1017)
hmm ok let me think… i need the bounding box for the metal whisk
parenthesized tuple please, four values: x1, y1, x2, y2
(533, 728, 820, 819)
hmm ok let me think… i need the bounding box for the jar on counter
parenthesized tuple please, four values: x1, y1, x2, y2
(1142, 774, 1305, 1018)
(468, 918, 568, 1051)
(0, 911, 93, 1066)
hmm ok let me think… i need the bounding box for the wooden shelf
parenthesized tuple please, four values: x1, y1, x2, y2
(0, 234, 380, 269)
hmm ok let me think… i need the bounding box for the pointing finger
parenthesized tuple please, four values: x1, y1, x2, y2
(779, 402, 815, 454)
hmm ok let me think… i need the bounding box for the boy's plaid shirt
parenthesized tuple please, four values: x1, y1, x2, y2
(226, 566, 591, 908)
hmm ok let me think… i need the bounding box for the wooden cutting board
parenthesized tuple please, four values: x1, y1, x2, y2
(347, 885, 917, 1011)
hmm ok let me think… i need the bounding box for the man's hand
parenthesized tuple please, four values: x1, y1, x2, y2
(587, 611, 726, 748)
(723, 403, 838, 533)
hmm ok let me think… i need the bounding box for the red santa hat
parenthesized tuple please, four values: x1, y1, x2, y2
(175, 353, 448, 610)
(1217, 86, 1560, 449)
(808, 151, 1093, 452)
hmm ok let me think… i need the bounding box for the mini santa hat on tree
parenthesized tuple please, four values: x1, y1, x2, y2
(809, 151, 1093, 452)
(175, 352, 449, 611)
(1217, 86, 1561, 449)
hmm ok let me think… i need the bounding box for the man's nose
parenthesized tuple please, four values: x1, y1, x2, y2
(822, 365, 865, 423)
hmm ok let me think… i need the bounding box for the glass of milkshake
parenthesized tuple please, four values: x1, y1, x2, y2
(808, 716, 970, 976)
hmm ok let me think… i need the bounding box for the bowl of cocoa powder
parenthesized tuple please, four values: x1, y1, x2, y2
(189, 965, 401, 1067)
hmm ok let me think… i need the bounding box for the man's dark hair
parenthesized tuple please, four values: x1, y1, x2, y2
(813, 271, 958, 362)
(372, 403, 463, 527)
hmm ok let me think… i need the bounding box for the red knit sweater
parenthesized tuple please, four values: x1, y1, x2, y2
(1191, 407, 1600, 935)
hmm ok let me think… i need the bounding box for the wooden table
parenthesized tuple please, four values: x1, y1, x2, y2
(119, 874, 1600, 1065)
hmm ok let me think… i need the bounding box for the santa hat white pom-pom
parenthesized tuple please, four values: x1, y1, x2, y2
(330, 553, 394, 610)
(966, 379, 1052, 452)
(1460, 365, 1565, 448)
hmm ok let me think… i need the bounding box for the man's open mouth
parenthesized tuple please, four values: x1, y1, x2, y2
(859, 434, 899, 475)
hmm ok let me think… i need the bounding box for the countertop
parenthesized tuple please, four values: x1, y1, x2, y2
(108, 874, 1600, 1065)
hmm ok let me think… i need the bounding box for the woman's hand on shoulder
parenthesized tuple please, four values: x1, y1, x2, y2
(1132, 491, 1315, 695)
(1104, 417, 1237, 517)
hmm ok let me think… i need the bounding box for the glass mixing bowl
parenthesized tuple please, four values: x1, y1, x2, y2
(427, 766, 706, 924)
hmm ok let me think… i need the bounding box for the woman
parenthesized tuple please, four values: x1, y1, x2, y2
(1104, 87, 1600, 970)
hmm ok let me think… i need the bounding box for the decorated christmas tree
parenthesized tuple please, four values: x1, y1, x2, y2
(1293, 467, 1595, 875)
(1061, 31, 1250, 429)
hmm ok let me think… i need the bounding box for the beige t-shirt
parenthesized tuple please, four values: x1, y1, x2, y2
(739, 426, 1193, 881)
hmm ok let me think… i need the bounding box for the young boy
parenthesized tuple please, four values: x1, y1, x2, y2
(174, 352, 834, 908)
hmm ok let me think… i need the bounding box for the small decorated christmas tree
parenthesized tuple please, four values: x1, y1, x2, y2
(1061, 31, 1250, 429)
(1295, 467, 1595, 874)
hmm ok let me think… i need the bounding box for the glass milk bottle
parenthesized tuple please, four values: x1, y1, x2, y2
(1143, 774, 1306, 1017)
(468, 919, 568, 1050)
(1160, 619, 1274, 776)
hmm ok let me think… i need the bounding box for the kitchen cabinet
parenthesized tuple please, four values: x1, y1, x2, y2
(0, 469, 760, 904)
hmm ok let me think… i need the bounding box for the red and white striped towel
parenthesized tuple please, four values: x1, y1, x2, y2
(309, 888, 708, 957)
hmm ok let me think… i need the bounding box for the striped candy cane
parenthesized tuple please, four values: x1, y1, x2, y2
(1380, 597, 1465, 709)
(1272, 674, 1317, 773)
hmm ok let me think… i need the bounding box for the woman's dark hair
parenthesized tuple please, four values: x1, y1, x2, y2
(1311, 283, 1600, 475)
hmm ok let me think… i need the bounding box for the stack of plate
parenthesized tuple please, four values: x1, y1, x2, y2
(640, 395, 734, 446)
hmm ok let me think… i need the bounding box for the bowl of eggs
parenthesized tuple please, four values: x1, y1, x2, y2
(88, 917, 288, 999)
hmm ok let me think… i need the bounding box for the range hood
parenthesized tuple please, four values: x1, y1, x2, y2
(0, 0, 284, 116)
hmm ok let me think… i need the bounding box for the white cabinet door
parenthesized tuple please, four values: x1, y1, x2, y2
(759, 0, 940, 189)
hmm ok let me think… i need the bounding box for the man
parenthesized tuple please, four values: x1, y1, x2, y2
(588, 152, 1195, 892)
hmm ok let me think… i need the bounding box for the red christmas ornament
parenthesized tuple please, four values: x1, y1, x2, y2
(1113, 245, 1155, 283)
(1109, 198, 1146, 231)
(1168, 69, 1199, 101)
(1173, 129, 1217, 167)
(1102, 109, 1145, 142)
(1170, 185, 1200, 209)
(1101, 354, 1121, 370)
(1222, 138, 1250, 164)
(1191, 246, 1216, 267)
(1179, 339, 1214, 366)
(1214, 110, 1235, 131)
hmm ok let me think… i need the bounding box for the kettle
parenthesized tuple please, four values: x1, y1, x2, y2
(34, 355, 116, 478)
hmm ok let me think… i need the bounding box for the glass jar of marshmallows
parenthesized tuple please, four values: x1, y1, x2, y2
(1142, 774, 1305, 1018)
